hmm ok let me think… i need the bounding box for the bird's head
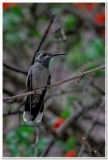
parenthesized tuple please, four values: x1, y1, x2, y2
(35, 51, 66, 67)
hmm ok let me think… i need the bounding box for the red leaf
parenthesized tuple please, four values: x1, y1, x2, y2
(95, 12, 105, 25)
(87, 3, 96, 12)
(64, 150, 77, 157)
(52, 117, 64, 129)
(73, 3, 96, 12)
(3, 3, 16, 10)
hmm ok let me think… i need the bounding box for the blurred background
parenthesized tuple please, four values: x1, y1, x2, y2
(3, 3, 105, 157)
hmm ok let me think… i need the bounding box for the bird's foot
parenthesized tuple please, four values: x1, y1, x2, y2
(34, 89, 42, 95)
(34, 85, 47, 95)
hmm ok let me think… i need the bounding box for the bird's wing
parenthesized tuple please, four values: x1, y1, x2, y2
(24, 70, 51, 122)
(35, 74, 51, 123)
(26, 67, 33, 91)
(24, 70, 34, 121)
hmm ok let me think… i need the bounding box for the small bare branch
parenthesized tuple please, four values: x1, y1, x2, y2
(3, 63, 27, 75)
(3, 65, 105, 101)
(31, 15, 55, 65)
(82, 137, 101, 157)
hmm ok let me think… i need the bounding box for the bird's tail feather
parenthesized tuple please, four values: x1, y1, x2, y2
(23, 89, 46, 123)
(35, 103, 44, 123)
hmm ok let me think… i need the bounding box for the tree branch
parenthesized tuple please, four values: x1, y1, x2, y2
(78, 97, 104, 156)
(31, 15, 55, 65)
(82, 137, 101, 157)
(3, 65, 105, 101)
(40, 136, 56, 157)
(3, 63, 27, 75)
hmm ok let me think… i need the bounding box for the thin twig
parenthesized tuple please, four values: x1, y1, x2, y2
(61, 58, 104, 91)
(4, 16, 55, 75)
(3, 65, 105, 101)
(40, 137, 55, 157)
(3, 63, 27, 75)
(91, 81, 105, 95)
(31, 16, 55, 65)
(32, 126, 40, 156)
(53, 17, 67, 42)
(82, 137, 101, 157)
(78, 97, 104, 157)
(3, 110, 23, 117)
(82, 137, 93, 154)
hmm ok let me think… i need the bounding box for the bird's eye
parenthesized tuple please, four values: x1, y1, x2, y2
(43, 54, 46, 57)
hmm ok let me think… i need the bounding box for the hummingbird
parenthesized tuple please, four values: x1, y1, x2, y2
(23, 51, 66, 123)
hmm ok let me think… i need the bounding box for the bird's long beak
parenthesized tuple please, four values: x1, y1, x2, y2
(51, 53, 66, 57)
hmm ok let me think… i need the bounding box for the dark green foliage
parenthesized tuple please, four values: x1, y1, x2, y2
(64, 15, 79, 31)
(5, 126, 35, 157)
(66, 137, 77, 150)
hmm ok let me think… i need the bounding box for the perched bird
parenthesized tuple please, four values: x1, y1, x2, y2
(23, 51, 66, 123)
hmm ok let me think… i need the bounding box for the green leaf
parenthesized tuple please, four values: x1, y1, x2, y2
(66, 137, 77, 150)
(91, 38, 105, 55)
(85, 37, 105, 60)
(31, 29, 42, 39)
(39, 16, 48, 22)
(68, 43, 89, 68)
(85, 65, 99, 71)
(4, 27, 29, 44)
(5, 126, 34, 156)
(4, 32, 20, 44)
(95, 69, 105, 77)
(38, 138, 50, 150)
(3, 12, 22, 30)
(10, 5, 23, 16)
(64, 15, 79, 31)
(61, 108, 71, 119)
